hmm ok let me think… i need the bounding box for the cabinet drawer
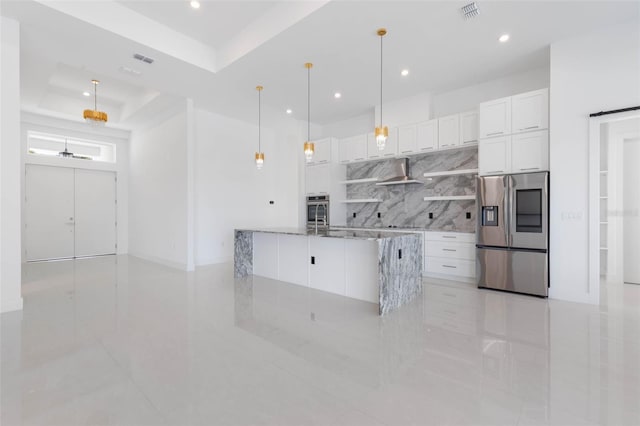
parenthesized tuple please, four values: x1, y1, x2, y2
(425, 232, 475, 244)
(426, 241, 475, 260)
(425, 257, 476, 278)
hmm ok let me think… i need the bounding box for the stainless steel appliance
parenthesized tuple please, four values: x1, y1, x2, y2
(476, 172, 549, 297)
(306, 195, 329, 230)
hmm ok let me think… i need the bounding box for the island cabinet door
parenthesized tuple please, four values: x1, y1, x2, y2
(309, 236, 346, 296)
(345, 240, 379, 304)
(278, 235, 309, 287)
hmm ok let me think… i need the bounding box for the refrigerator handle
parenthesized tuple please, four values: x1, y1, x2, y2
(506, 175, 513, 247)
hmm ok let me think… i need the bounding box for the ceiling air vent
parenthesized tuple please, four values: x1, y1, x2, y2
(461, 2, 479, 19)
(133, 53, 154, 64)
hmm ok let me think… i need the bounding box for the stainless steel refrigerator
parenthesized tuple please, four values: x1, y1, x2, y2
(476, 172, 549, 297)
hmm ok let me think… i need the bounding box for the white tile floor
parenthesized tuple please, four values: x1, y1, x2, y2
(1, 255, 639, 426)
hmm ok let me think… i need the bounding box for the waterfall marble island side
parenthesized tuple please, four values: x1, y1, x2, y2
(234, 228, 423, 315)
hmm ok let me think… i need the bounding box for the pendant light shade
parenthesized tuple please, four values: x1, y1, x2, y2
(304, 62, 315, 162)
(255, 85, 265, 170)
(83, 80, 108, 126)
(375, 28, 387, 151)
(58, 138, 74, 158)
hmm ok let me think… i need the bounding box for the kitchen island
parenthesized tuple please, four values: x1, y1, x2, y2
(234, 228, 423, 315)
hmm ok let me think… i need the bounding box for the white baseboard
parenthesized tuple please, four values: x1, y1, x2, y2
(1, 297, 23, 313)
(128, 252, 188, 271)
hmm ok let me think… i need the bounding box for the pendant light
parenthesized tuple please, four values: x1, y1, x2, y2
(303, 62, 315, 162)
(83, 80, 108, 125)
(374, 28, 388, 151)
(255, 85, 265, 170)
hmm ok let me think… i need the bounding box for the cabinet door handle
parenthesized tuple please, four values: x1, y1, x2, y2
(401, 150, 413, 153)
(486, 131, 504, 136)
(443, 248, 457, 252)
(420, 147, 433, 151)
(443, 265, 457, 269)
(487, 170, 504, 174)
(519, 167, 540, 171)
(521, 125, 539, 130)
(442, 236, 457, 239)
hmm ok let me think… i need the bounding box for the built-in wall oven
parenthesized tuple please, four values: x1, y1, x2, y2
(306, 195, 330, 229)
(476, 172, 549, 297)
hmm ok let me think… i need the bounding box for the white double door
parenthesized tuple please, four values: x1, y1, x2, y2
(25, 165, 117, 261)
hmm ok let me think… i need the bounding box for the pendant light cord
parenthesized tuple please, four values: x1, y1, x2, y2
(94, 82, 98, 111)
(258, 88, 261, 152)
(379, 33, 383, 127)
(307, 65, 311, 141)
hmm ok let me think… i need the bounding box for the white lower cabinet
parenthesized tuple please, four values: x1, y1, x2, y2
(424, 232, 476, 281)
(309, 236, 346, 295)
(277, 235, 309, 287)
(345, 240, 379, 303)
(253, 232, 279, 280)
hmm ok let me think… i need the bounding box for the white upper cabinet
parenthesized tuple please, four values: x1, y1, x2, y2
(398, 125, 418, 155)
(350, 134, 367, 162)
(478, 136, 511, 176)
(417, 119, 438, 152)
(338, 137, 350, 164)
(479, 96, 511, 138)
(438, 114, 460, 149)
(339, 134, 367, 163)
(305, 163, 330, 195)
(367, 128, 398, 159)
(511, 130, 549, 173)
(308, 138, 332, 164)
(459, 111, 478, 145)
(511, 88, 549, 134)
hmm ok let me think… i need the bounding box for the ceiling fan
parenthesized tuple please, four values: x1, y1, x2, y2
(58, 138, 74, 158)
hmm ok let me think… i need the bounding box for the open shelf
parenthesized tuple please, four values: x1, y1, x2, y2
(423, 195, 475, 201)
(423, 168, 479, 178)
(340, 199, 382, 204)
(340, 178, 379, 184)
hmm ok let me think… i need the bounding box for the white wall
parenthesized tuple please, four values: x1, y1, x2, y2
(194, 108, 300, 265)
(129, 103, 192, 270)
(321, 113, 374, 139)
(374, 92, 432, 128)
(1, 17, 23, 313)
(550, 20, 640, 304)
(431, 67, 550, 117)
(20, 112, 130, 258)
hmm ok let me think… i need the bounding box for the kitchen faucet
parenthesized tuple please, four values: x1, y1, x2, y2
(314, 204, 328, 233)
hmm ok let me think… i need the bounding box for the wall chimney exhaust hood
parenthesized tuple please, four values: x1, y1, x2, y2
(375, 158, 422, 186)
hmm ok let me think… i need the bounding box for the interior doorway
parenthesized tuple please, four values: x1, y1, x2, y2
(25, 164, 117, 261)
(590, 112, 640, 300)
(623, 137, 640, 284)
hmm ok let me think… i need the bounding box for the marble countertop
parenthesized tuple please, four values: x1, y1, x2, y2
(236, 227, 420, 241)
(331, 226, 475, 234)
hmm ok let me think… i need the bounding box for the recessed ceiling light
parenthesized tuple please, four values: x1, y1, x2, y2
(401, 69, 409, 77)
(190, 1, 200, 9)
(334, 92, 342, 99)
(286, 109, 292, 114)
(82, 91, 91, 97)
(499, 34, 510, 43)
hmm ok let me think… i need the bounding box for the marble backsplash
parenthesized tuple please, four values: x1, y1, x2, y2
(345, 147, 477, 232)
